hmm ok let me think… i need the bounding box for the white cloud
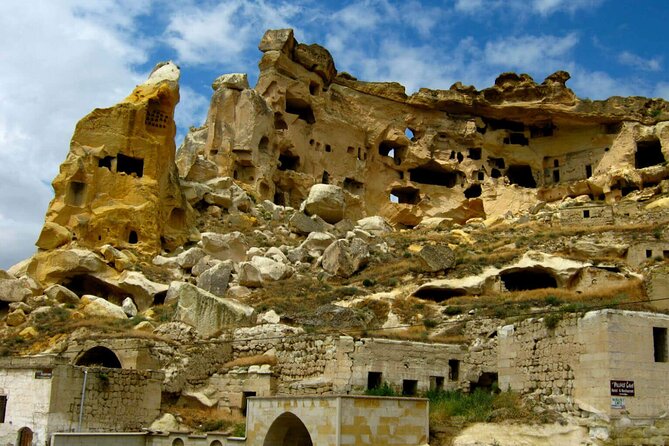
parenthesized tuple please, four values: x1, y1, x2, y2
(164, 1, 302, 66)
(532, 0, 603, 15)
(484, 33, 579, 73)
(454, 0, 603, 17)
(618, 51, 662, 72)
(0, 1, 149, 268)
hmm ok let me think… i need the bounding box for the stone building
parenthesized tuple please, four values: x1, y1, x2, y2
(0, 353, 162, 445)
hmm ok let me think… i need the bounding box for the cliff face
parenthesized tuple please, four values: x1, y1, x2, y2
(39, 62, 194, 257)
(177, 29, 669, 227)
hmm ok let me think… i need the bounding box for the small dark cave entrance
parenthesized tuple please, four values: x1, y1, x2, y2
(285, 96, 315, 124)
(75, 346, 122, 368)
(409, 161, 462, 187)
(378, 140, 406, 165)
(500, 267, 557, 291)
(635, 138, 665, 168)
(470, 372, 499, 393)
(390, 187, 420, 204)
(278, 152, 300, 171)
(506, 165, 536, 188)
(117, 154, 144, 177)
(413, 287, 468, 302)
(62, 274, 127, 304)
(464, 184, 482, 198)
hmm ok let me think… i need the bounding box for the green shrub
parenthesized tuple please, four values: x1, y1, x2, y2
(365, 382, 396, 396)
(443, 306, 463, 316)
(544, 313, 561, 330)
(544, 295, 561, 306)
(423, 319, 438, 329)
(362, 278, 376, 287)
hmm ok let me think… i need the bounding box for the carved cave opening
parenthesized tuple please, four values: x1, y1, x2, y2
(65, 181, 87, 207)
(285, 96, 315, 124)
(168, 208, 186, 230)
(98, 156, 114, 170)
(506, 165, 536, 188)
(63, 274, 128, 304)
(468, 147, 482, 160)
(343, 177, 364, 195)
(464, 184, 482, 198)
(117, 154, 144, 177)
(75, 346, 122, 368)
(414, 286, 468, 302)
(409, 161, 462, 187)
(390, 187, 420, 204)
(378, 140, 406, 165)
(486, 118, 524, 132)
(530, 122, 554, 138)
(504, 133, 529, 146)
(274, 112, 288, 130)
(258, 136, 270, 152)
(128, 230, 138, 244)
(635, 138, 665, 168)
(278, 152, 300, 171)
(500, 267, 557, 291)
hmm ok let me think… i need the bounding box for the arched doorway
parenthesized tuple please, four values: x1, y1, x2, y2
(263, 412, 313, 446)
(74, 346, 122, 368)
(17, 427, 32, 446)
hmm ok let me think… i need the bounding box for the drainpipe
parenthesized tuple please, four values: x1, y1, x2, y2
(77, 368, 88, 432)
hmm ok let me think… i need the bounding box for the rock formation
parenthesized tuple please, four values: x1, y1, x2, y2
(39, 61, 194, 257)
(177, 29, 669, 228)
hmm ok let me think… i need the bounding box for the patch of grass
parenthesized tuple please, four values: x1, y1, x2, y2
(543, 313, 561, 330)
(443, 306, 463, 316)
(365, 382, 397, 396)
(166, 406, 244, 434)
(544, 295, 561, 306)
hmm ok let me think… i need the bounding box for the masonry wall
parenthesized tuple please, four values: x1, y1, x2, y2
(559, 205, 614, 226)
(48, 366, 163, 432)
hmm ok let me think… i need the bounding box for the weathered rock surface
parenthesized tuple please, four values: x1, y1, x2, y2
(301, 185, 345, 224)
(81, 296, 127, 319)
(417, 244, 455, 272)
(322, 238, 369, 278)
(0, 277, 32, 303)
(166, 282, 254, 337)
(196, 261, 233, 297)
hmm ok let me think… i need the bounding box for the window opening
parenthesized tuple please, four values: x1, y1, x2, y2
(504, 133, 529, 146)
(646, 249, 653, 258)
(378, 140, 406, 165)
(321, 171, 329, 184)
(285, 96, 315, 124)
(635, 138, 665, 168)
(430, 376, 444, 392)
(464, 184, 482, 198)
(456, 152, 464, 163)
(128, 230, 138, 244)
(274, 112, 288, 130)
(553, 159, 559, 168)
(585, 164, 593, 177)
(477, 171, 485, 181)
(278, 152, 299, 171)
(259, 136, 269, 152)
(409, 161, 462, 187)
(242, 391, 256, 416)
(367, 372, 382, 390)
(402, 379, 418, 396)
(0, 395, 6, 423)
(405, 128, 415, 140)
(309, 81, 319, 95)
(117, 154, 144, 177)
(468, 147, 482, 160)
(343, 178, 364, 195)
(553, 169, 560, 183)
(448, 360, 460, 381)
(325, 144, 332, 153)
(654, 327, 667, 362)
(583, 210, 590, 218)
(390, 187, 420, 204)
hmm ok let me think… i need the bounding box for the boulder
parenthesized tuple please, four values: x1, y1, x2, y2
(191, 256, 221, 277)
(250, 256, 293, 282)
(238, 262, 263, 288)
(321, 238, 369, 278)
(122, 297, 138, 317)
(258, 309, 281, 324)
(6, 309, 27, 326)
(176, 247, 206, 269)
(196, 261, 233, 297)
(265, 247, 289, 264)
(0, 278, 32, 303)
(167, 282, 254, 337)
(117, 271, 169, 311)
(289, 212, 327, 235)
(44, 284, 79, 305)
(356, 216, 392, 235)
(27, 249, 112, 285)
(81, 297, 127, 319)
(301, 184, 345, 224)
(35, 222, 72, 250)
(258, 28, 295, 54)
(299, 232, 336, 253)
(200, 232, 248, 262)
(417, 245, 456, 272)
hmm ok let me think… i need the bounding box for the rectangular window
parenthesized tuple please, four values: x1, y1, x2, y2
(585, 164, 593, 178)
(241, 391, 256, 416)
(654, 327, 667, 362)
(583, 210, 590, 218)
(647, 249, 654, 258)
(402, 379, 418, 396)
(0, 395, 6, 423)
(448, 359, 460, 381)
(367, 372, 382, 390)
(116, 154, 144, 177)
(429, 376, 444, 392)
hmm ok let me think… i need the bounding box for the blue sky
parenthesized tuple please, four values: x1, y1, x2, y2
(0, 0, 667, 268)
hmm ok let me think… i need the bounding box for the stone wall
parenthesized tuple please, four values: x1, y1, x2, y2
(50, 365, 163, 432)
(498, 315, 581, 412)
(559, 204, 614, 226)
